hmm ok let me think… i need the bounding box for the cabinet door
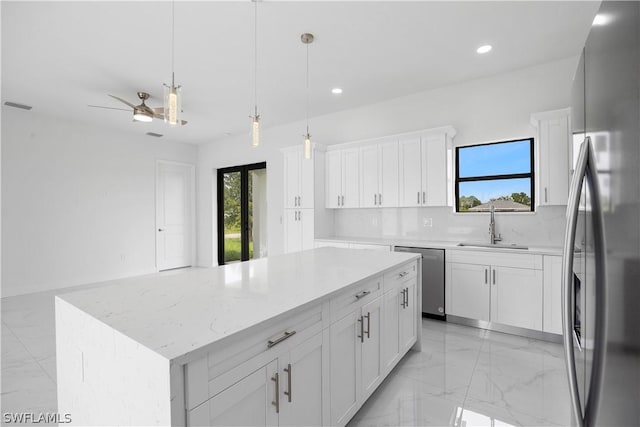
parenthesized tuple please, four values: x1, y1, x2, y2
(422, 134, 447, 206)
(284, 149, 300, 209)
(299, 153, 315, 209)
(399, 280, 418, 353)
(361, 296, 383, 400)
(537, 113, 570, 206)
(326, 151, 342, 208)
(398, 137, 422, 207)
(382, 288, 401, 373)
(204, 359, 279, 426)
(359, 145, 379, 208)
(329, 311, 361, 426)
(543, 255, 563, 334)
(341, 149, 360, 208)
(379, 140, 399, 207)
(491, 266, 543, 331)
(299, 209, 315, 251)
(279, 333, 323, 427)
(448, 263, 490, 321)
(283, 210, 300, 254)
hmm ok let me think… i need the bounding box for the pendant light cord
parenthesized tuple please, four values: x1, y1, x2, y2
(306, 40, 309, 134)
(254, 0, 258, 115)
(171, 0, 175, 86)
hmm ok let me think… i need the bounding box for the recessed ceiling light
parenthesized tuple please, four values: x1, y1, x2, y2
(331, 88, 343, 95)
(592, 14, 608, 26)
(476, 45, 492, 54)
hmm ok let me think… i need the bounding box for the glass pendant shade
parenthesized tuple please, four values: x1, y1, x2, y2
(163, 84, 181, 126)
(304, 133, 312, 160)
(252, 115, 260, 147)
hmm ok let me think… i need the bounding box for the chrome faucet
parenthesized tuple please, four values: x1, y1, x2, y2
(489, 204, 502, 245)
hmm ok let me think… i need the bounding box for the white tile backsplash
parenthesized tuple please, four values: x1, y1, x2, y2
(334, 206, 567, 247)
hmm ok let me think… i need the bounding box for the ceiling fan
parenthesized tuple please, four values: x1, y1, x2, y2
(88, 91, 187, 125)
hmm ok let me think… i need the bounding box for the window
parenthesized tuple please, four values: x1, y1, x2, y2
(455, 138, 534, 212)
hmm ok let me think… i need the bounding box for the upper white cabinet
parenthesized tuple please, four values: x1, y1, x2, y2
(531, 108, 572, 206)
(326, 148, 359, 208)
(398, 126, 456, 207)
(284, 147, 315, 209)
(359, 140, 399, 208)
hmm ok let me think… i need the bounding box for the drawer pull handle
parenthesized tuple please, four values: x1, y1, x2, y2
(355, 290, 371, 300)
(398, 271, 409, 278)
(267, 331, 296, 348)
(284, 363, 292, 403)
(271, 372, 280, 413)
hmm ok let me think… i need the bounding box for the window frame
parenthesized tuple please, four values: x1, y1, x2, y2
(455, 137, 535, 213)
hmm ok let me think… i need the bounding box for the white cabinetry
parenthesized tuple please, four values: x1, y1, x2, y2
(446, 250, 543, 331)
(531, 108, 572, 206)
(359, 140, 399, 207)
(326, 148, 359, 208)
(543, 255, 563, 334)
(398, 126, 456, 207)
(284, 209, 314, 253)
(282, 145, 328, 253)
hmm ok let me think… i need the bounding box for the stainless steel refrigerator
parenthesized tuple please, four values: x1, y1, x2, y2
(563, 1, 640, 426)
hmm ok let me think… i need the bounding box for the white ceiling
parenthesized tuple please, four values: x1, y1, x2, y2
(2, 1, 599, 145)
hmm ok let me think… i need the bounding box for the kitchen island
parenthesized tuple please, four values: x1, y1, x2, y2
(55, 247, 421, 426)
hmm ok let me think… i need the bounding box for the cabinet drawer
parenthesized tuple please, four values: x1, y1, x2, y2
(330, 277, 382, 321)
(185, 303, 323, 410)
(383, 261, 418, 292)
(447, 249, 542, 270)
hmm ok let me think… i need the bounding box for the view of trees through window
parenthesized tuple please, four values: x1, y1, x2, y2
(222, 171, 253, 262)
(456, 138, 534, 212)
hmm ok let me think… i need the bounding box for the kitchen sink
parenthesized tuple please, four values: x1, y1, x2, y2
(457, 242, 529, 250)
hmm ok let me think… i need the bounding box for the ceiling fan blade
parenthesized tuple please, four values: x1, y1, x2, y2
(88, 105, 130, 112)
(152, 107, 164, 114)
(108, 94, 136, 109)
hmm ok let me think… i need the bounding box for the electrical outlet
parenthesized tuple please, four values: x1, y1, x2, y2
(423, 218, 433, 227)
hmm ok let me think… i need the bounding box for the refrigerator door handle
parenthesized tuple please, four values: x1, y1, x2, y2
(561, 136, 608, 427)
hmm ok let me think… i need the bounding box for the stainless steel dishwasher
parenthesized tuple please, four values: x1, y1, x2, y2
(394, 246, 445, 319)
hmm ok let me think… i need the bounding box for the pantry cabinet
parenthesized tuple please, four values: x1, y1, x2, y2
(446, 250, 543, 331)
(359, 140, 399, 207)
(398, 126, 456, 207)
(531, 108, 572, 206)
(326, 148, 359, 208)
(283, 147, 315, 209)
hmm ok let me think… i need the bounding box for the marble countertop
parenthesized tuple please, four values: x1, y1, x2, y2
(315, 236, 563, 256)
(56, 248, 420, 364)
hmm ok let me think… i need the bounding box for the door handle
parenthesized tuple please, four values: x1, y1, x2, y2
(374, 194, 377, 205)
(283, 363, 292, 403)
(485, 268, 488, 284)
(561, 136, 608, 427)
(341, 195, 344, 206)
(379, 193, 382, 205)
(364, 312, 371, 339)
(357, 315, 364, 343)
(158, 228, 165, 232)
(492, 269, 496, 285)
(544, 188, 548, 203)
(337, 195, 340, 206)
(405, 287, 409, 307)
(271, 372, 280, 413)
(417, 191, 420, 204)
(423, 191, 426, 204)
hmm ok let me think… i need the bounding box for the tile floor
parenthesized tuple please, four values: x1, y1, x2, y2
(1, 285, 571, 426)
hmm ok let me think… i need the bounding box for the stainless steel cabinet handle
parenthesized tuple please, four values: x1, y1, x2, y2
(355, 290, 371, 300)
(267, 331, 296, 348)
(401, 288, 407, 308)
(158, 228, 165, 232)
(284, 363, 292, 403)
(379, 193, 382, 205)
(341, 195, 344, 206)
(398, 271, 408, 278)
(423, 191, 426, 204)
(357, 315, 364, 343)
(561, 136, 608, 427)
(485, 269, 488, 284)
(337, 195, 340, 206)
(492, 269, 496, 285)
(374, 194, 377, 205)
(417, 191, 420, 204)
(298, 196, 301, 206)
(364, 312, 371, 338)
(271, 372, 280, 413)
(544, 188, 548, 203)
(405, 287, 409, 307)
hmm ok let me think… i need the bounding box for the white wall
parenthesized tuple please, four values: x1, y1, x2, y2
(197, 57, 578, 265)
(2, 110, 197, 297)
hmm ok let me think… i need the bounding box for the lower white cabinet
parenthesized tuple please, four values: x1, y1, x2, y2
(284, 209, 314, 253)
(543, 255, 563, 334)
(399, 280, 418, 352)
(382, 274, 418, 375)
(329, 295, 383, 426)
(446, 250, 543, 331)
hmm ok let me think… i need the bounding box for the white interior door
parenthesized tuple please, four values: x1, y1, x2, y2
(156, 161, 194, 271)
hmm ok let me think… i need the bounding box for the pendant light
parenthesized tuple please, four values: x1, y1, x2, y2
(250, 0, 260, 147)
(164, 0, 182, 127)
(301, 33, 314, 160)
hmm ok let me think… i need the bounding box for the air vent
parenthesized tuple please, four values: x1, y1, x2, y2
(4, 101, 32, 110)
(146, 132, 163, 138)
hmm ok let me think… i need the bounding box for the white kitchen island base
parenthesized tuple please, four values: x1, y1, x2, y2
(56, 248, 421, 426)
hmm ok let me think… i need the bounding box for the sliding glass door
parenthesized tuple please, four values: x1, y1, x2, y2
(217, 162, 267, 265)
